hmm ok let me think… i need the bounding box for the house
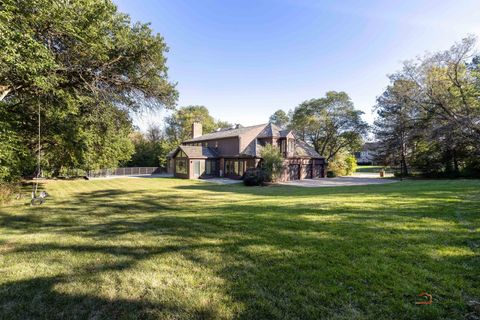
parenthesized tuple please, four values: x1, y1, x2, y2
(167, 122, 327, 181)
(354, 142, 379, 165)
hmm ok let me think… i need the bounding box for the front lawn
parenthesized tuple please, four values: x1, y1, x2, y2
(356, 165, 394, 173)
(0, 178, 479, 319)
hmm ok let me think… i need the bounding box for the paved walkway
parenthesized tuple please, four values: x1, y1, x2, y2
(198, 178, 243, 185)
(278, 173, 398, 187)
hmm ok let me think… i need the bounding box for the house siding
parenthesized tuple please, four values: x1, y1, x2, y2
(184, 137, 239, 157)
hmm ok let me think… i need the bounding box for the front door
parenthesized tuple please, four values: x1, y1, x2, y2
(193, 160, 201, 178)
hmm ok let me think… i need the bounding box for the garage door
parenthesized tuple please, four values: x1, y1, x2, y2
(288, 164, 300, 180)
(304, 164, 313, 179)
(313, 164, 323, 178)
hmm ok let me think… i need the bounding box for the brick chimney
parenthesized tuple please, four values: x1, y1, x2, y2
(192, 122, 202, 139)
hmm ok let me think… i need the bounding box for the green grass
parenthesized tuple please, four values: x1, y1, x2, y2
(356, 165, 395, 173)
(1, 178, 479, 319)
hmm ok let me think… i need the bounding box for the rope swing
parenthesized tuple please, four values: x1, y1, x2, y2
(31, 104, 48, 206)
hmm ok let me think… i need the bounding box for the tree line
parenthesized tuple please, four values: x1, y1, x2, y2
(127, 106, 232, 168)
(374, 36, 480, 178)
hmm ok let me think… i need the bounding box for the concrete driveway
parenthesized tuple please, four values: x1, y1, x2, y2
(278, 173, 398, 187)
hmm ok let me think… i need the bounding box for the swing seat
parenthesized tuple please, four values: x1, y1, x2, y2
(30, 191, 48, 206)
(31, 197, 45, 206)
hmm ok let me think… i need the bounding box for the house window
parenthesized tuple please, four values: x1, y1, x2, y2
(225, 160, 233, 175)
(224, 160, 246, 176)
(234, 161, 239, 175)
(288, 139, 295, 153)
(176, 159, 187, 174)
(206, 160, 216, 175)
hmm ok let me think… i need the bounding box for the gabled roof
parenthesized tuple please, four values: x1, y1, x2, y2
(294, 140, 323, 158)
(252, 139, 323, 158)
(257, 123, 293, 138)
(183, 123, 267, 143)
(177, 121, 324, 159)
(167, 145, 218, 159)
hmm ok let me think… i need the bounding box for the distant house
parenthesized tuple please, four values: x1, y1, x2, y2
(355, 142, 379, 165)
(167, 122, 326, 181)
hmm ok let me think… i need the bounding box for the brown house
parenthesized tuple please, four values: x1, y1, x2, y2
(167, 122, 327, 181)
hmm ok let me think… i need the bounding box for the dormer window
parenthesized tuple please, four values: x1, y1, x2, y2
(288, 139, 295, 153)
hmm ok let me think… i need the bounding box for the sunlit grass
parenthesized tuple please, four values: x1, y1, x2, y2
(0, 178, 479, 319)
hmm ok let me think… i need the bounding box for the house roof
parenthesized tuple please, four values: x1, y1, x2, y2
(183, 123, 267, 143)
(168, 145, 218, 159)
(177, 122, 324, 159)
(294, 140, 323, 158)
(252, 139, 323, 158)
(257, 123, 292, 138)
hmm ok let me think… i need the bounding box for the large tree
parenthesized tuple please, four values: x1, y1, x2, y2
(374, 80, 421, 176)
(0, 0, 178, 178)
(165, 105, 222, 145)
(0, 0, 177, 107)
(290, 91, 369, 161)
(269, 109, 290, 128)
(375, 36, 480, 177)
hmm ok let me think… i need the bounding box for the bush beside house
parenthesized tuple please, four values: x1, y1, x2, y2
(260, 144, 285, 182)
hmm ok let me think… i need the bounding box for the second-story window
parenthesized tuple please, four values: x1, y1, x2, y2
(288, 139, 295, 153)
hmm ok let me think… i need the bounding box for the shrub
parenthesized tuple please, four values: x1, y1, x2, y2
(0, 183, 20, 204)
(326, 170, 337, 178)
(243, 169, 267, 186)
(327, 152, 357, 176)
(260, 144, 285, 182)
(345, 155, 357, 175)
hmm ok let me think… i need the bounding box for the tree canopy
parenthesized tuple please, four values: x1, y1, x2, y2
(290, 91, 369, 161)
(164, 105, 229, 146)
(269, 109, 290, 128)
(375, 36, 480, 177)
(0, 0, 178, 179)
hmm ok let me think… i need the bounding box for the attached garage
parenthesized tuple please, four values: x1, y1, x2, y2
(288, 164, 300, 180)
(313, 164, 325, 178)
(304, 164, 313, 179)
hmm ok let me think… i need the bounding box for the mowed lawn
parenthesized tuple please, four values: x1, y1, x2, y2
(0, 178, 479, 319)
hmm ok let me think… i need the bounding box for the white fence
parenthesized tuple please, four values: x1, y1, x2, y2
(87, 167, 165, 178)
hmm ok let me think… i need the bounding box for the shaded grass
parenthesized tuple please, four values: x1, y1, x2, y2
(0, 178, 479, 319)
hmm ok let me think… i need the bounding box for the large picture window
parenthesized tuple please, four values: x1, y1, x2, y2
(225, 160, 234, 174)
(225, 159, 247, 176)
(206, 160, 216, 175)
(175, 159, 187, 174)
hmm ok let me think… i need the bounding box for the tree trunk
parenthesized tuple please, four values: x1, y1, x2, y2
(453, 149, 459, 176)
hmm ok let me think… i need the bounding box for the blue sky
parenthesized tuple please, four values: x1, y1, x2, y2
(114, 0, 480, 131)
